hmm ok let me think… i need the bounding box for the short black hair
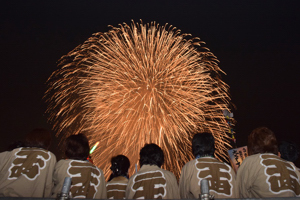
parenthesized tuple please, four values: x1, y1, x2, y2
(192, 132, 215, 157)
(109, 155, 130, 180)
(25, 128, 52, 149)
(140, 143, 164, 167)
(279, 141, 299, 162)
(65, 134, 90, 160)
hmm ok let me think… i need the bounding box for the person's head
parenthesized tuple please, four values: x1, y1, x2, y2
(25, 128, 52, 149)
(192, 132, 215, 157)
(279, 141, 299, 162)
(65, 134, 90, 160)
(248, 127, 278, 156)
(139, 143, 164, 168)
(110, 155, 130, 179)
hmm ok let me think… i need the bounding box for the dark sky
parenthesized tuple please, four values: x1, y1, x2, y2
(1, 0, 300, 164)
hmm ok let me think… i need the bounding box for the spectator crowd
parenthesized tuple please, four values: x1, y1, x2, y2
(0, 127, 299, 199)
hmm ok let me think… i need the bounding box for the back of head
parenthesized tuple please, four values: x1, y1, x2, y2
(279, 141, 299, 162)
(65, 134, 90, 160)
(110, 155, 130, 179)
(192, 132, 215, 157)
(248, 127, 278, 156)
(25, 128, 51, 149)
(140, 143, 164, 168)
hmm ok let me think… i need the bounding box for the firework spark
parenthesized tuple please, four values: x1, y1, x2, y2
(45, 21, 232, 179)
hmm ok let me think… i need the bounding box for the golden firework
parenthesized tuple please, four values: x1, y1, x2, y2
(45, 21, 232, 179)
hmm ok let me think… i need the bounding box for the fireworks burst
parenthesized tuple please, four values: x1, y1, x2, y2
(45, 21, 232, 178)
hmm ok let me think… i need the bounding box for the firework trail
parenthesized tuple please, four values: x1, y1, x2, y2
(45, 21, 232, 178)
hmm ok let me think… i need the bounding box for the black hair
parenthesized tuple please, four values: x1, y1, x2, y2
(192, 132, 215, 157)
(139, 143, 164, 167)
(25, 128, 52, 149)
(65, 134, 90, 160)
(279, 141, 299, 163)
(109, 155, 130, 181)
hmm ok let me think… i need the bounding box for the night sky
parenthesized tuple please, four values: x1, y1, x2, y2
(1, 1, 300, 165)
